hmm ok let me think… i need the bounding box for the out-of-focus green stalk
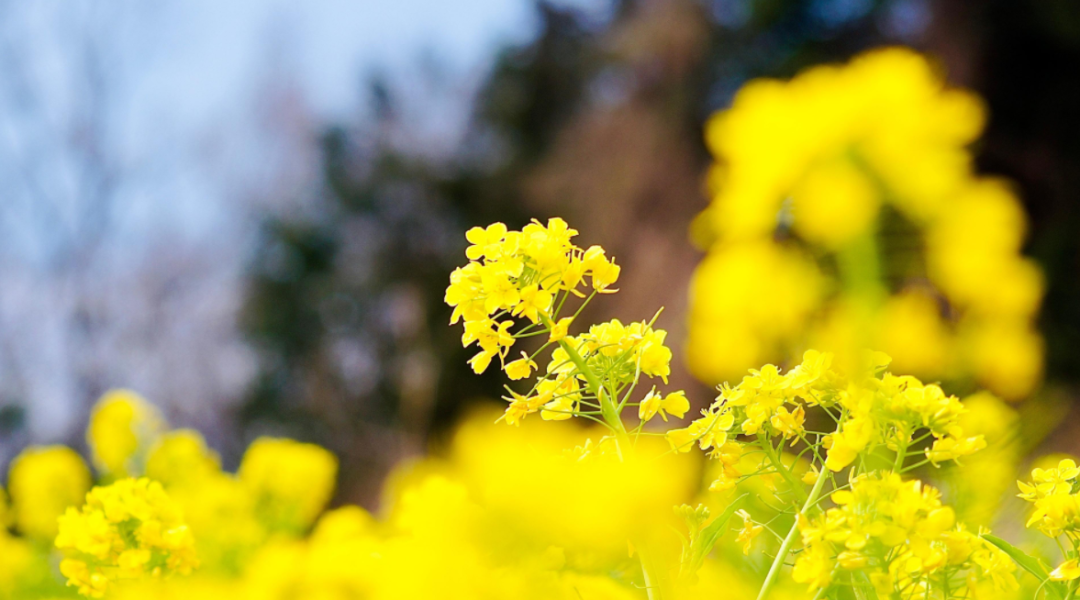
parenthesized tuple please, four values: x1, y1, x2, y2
(754, 467, 830, 600)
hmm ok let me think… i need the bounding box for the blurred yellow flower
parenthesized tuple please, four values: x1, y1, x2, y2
(55, 478, 197, 597)
(87, 389, 164, 478)
(7, 445, 91, 539)
(238, 438, 338, 533)
(688, 47, 1043, 400)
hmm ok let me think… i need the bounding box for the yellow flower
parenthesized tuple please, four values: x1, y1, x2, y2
(665, 426, 697, 453)
(480, 267, 521, 314)
(145, 430, 221, 488)
(55, 478, 197, 597)
(638, 389, 662, 423)
(464, 222, 508, 260)
(1050, 559, 1080, 581)
(504, 352, 538, 380)
(548, 317, 573, 343)
(540, 396, 575, 421)
(7, 445, 91, 539)
(824, 416, 873, 472)
(469, 348, 498, 374)
(792, 543, 833, 591)
(791, 158, 879, 249)
(513, 284, 553, 324)
(734, 510, 763, 555)
(238, 438, 338, 533)
(660, 391, 690, 420)
(87, 389, 164, 478)
(796, 471, 1015, 596)
(770, 404, 805, 438)
(689, 48, 1044, 400)
(926, 434, 986, 465)
(638, 389, 688, 423)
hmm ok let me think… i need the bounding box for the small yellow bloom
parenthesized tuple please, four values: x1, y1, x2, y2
(504, 352, 538, 380)
(638, 389, 662, 423)
(464, 222, 507, 260)
(548, 317, 573, 343)
(1050, 559, 1080, 581)
(665, 426, 696, 453)
(468, 349, 497, 374)
(735, 509, 763, 555)
(660, 391, 690, 420)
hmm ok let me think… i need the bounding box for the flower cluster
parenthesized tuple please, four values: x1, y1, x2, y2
(794, 472, 1017, 596)
(0, 388, 343, 598)
(445, 218, 620, 375)
(446, 219, 681, 435)
(667, 350, 985, 483)
(55, 478, 198, 597)
(1018, 458, 1080, 582)
(688, 47, 1043, 400)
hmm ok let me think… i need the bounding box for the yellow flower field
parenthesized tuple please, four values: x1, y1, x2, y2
(0, 47, 1074, 600)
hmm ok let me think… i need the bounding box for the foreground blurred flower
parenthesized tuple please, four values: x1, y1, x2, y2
(55, 478, 197, 597)
(7, 445, 90, 539)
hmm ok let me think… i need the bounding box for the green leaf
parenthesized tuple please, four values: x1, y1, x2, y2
(682, 493, 748, 579)
(850, 571, 880, 600)
(697, 493, 748, 554)
(984, 534, 1067, 600)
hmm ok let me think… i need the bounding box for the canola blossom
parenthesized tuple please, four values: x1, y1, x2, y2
(55, 478, 198, 597)
(0, 216, 1039, 600)
(688, 47, 1043, 400)
(0, 47, 1067, 600)
(444, 219, 1029, 600)
(1017, 457, 1080, 593)
(445, 217, 679, 443)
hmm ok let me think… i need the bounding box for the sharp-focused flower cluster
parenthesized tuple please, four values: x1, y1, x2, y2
(447, 219, 682, 437)
(667, 350, 985, 485)
(688, 47, 1043, 400)
(1018, 458, 1080, 583)
(794, 472, 1016, 596)
(445, 218, 1045, 600)
(0, 39, 1060, 600)
(445, 218, 620, 375)
(55, 478, 198, 597)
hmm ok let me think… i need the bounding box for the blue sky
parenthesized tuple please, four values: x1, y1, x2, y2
(141, 0, 548, 126)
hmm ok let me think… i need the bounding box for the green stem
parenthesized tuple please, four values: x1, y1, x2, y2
(893, 439, 908, 473)
(755, 464, 830, 600)
(638, 543, 672, 600)
(758, 433, 808, 504)
(836, 228, 886, 356)
(557, 338, 629, 444)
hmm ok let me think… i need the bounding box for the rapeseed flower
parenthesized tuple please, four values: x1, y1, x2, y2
(688, 47, 1043, 400)
(7, 445, 91, 539)
(87, 389, 164, 478)
(55, 478, 197, 597)
(238, 437, 338, 533)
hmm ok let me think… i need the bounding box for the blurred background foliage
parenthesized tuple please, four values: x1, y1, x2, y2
(1, 0, 1079, 508)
